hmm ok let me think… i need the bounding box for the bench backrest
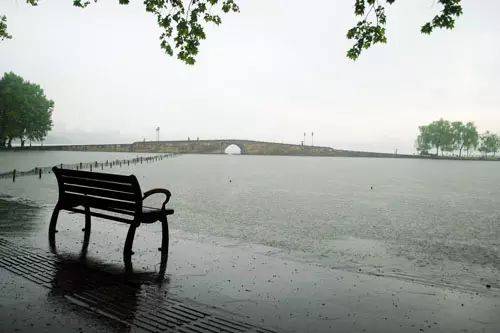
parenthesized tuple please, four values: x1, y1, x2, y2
(53, 167, 142, 223)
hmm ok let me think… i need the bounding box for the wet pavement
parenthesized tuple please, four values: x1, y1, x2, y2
(0, 237, 275, 333)
(0, 267, 127, 332)
(0, 198, 499, 332)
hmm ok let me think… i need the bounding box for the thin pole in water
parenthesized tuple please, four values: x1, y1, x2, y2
(12, 169, 16, 182)
(39, 169, 42, 179)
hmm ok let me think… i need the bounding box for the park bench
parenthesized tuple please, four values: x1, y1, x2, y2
(49, 167, 174, 275)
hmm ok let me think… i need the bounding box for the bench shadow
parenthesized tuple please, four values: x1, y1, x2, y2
(48, 247, 171, 328)
(48, 219, 168, 280)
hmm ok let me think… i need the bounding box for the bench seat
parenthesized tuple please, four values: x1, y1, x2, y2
(142, 206, 174, 223)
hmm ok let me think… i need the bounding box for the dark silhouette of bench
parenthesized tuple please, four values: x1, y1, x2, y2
(49, 167, 174, 276)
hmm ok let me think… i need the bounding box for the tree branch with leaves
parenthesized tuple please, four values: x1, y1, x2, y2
(1, 0, 463, 64)
(347, 0, 463, 60)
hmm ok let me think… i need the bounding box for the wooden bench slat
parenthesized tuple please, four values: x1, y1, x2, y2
(57, 168, 136, 184)
(67, 207, 135, 223)
(61, 175, 137, 194)
(65, 204, 137, 217)
(64, 193, 138, 213)
(63, 184, 138, 202)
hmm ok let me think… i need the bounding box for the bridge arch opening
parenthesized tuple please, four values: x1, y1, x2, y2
(224, 144, 242, 155)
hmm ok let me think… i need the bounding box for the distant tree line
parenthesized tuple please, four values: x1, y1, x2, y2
(0, 72, 53, 148)
(416, 119, 500, 158)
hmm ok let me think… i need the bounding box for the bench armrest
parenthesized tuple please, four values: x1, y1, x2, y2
(143, 188, 171, 211)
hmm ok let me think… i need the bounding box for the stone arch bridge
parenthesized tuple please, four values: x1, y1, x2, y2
(10, 139, 412, 158)
(130, 139, 335, 156)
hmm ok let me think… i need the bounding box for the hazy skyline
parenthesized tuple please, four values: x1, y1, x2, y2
(1, 0, 499, 153)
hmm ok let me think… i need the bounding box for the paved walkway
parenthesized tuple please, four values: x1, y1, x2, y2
(0, 237, 276, 333)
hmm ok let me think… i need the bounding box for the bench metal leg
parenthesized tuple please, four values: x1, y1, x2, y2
(159, 217, 169, 277)
(48, 203, 61, 253)
(81, 207, 92, 258)
(124, 224, 137, 272)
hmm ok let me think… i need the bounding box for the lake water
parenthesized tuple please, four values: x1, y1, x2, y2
(0, 151, 498, 294)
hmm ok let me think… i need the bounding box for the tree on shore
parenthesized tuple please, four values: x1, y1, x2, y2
(423, 119, 453, 156)
(478, 132, 500, 158)
(0, 72, 53, 148)
(450, 121, 479, 158)
(1, 0, 463, 64)
(451, 121, 466, 157)
(462, 122, 479, 157)
(416, 125, 432, 155)
(416, 120, 497, 158)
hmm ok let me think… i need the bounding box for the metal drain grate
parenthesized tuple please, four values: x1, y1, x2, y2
(0, 238, 276, 333)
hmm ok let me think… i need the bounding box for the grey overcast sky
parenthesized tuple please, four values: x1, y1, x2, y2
(1, 0, 499, 153)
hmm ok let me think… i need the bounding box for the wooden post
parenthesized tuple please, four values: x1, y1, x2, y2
(12, 169, 16, 182)
(39, 169, 42, 179)
(80, 162, 83, 169)
(101, 163, 103, 170)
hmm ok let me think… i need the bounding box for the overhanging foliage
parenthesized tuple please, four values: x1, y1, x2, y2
(0, 0, 463, 64)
